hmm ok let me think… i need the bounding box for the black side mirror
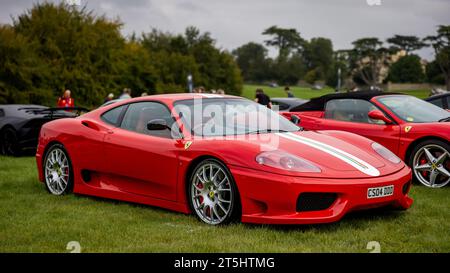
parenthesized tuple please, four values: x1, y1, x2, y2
(147, 119, 169, 131)
(290, 115, 301, 125)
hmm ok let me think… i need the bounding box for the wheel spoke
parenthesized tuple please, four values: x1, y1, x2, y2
(437, 166, 450, 178)
(56, 178, 65, 190)
(193, 193, 203, 199)
(415, 163, 431, 172)
(60, 176, 68, 185)
(436, 152, 448, 165)
(218, 196, 231, 203)
(217, 202, 228, 214)
(197, 203, 205, 211)
(211, 169, 221, 184)
(423, 148, 436, 163)
(209, 164, 214, 180)
(218, 177, 228, 187)
(202, 204, 210, 219)
(196, 173, 207, 185)
(429, 171, 438, 186)
(212, 205, 221, 221)
(202, 167, 207, 182)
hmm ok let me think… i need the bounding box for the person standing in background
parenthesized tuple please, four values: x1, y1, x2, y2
(57, 90, 74, 108)
(284, 86, 294, 98)
(119, 88, 132, 99)
(104, 93, 114, 104)
(255, 88, 272, 109)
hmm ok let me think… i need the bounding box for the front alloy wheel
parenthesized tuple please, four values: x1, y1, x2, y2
(44, 144, 73, 195)
(189, 159, 239, 225)
(412, 142, 450, 188)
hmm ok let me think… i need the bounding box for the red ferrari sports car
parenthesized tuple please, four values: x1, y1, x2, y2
(282, 91, 450, 188)
(36, 93, 412, 225)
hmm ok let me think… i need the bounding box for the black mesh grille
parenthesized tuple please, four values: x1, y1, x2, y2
(296, 193, 337, 212)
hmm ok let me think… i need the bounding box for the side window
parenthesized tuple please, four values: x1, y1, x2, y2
(325, 99, 385, 124)
(445, 97, 450, 109)
(120, 102, 174, 139)
(429, 98, 443, 108)
(0, 109, 4, 118)
(101, 105, 125, 126)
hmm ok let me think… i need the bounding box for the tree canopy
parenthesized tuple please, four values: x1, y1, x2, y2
(0, 2, 242, 106)
(387, 35, 426, 54)
(424, 25, 450, 90)
(387, 55, 425, 83)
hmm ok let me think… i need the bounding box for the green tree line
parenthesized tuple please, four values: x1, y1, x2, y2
(0, 3, 243, 107)
(233, 26, 450, 90)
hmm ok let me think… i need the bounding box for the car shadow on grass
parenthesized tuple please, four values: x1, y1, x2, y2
(241, 207, 406, 233)
(72, 192, 407, 233)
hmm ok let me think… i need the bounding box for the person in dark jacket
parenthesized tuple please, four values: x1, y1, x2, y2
(255, 88, 272, 108)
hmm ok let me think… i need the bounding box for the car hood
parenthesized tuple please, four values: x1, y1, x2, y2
(193, 131, 405, 179)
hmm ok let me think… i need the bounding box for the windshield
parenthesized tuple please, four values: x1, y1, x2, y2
(377, 95, 450, 123)
(173, 98, 300, 136)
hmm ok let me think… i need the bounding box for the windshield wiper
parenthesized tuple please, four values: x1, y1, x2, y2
(248, 129, 291, 134)
(438, 116, 450, 122)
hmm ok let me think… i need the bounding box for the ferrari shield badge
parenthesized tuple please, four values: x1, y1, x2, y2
(405, 126, 412, 133)
(184, 141, 193, 150)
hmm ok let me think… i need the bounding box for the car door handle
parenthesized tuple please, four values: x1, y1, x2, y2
(107, 130, 114, 134)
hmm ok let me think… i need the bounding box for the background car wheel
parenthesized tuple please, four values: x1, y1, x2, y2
(188, 159, 240, 225)
(43, 144, 74, 195)
(0, 127, 20, 156)
(410, 140, 450, 188)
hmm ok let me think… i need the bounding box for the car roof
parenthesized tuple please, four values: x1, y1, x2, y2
(271, 97, 308, 102)
(0, 104, 47, 110)
(425, 92, 449, 100)
(0, 105, 48, 117)
(113, 93, 240, 104)
(95, 93, 244, 114)
(289, 90, 401, 112)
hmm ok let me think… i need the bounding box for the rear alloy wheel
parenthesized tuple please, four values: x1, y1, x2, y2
(411, 140, 450, 188)
(44, 144, 73, 195)
(1, 127, 19, 156)
(189, 159, 239, 225)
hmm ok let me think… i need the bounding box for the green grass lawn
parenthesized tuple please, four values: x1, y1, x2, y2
(1, 156, 449, 253)
(241, 84, 430, 100)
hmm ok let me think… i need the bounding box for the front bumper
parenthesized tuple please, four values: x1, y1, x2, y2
(230, 165, 413, 225)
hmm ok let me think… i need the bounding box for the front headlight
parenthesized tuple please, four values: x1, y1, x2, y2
(256, 150, 321, 173)
(371, 142, 401, 164)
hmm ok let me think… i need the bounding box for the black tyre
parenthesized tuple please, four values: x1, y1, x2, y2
(188, 159, 241, 225)
(0, 127, 20, 156)
(43, 144, 74, 195)
(409, 139, 450, 188)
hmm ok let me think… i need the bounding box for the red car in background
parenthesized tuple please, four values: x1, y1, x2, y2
(282, 91, 450, 188)
(36, 94, 412, 225)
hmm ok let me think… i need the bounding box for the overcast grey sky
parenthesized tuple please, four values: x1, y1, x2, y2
(1, 0, 449, 59)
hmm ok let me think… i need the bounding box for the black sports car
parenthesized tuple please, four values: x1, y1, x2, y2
(270, 97, 309, 111)
(0, 105, 87, 155)
(425, 93, 449, 110)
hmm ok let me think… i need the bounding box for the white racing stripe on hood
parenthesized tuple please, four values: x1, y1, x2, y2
(277, 132, 380, 177)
